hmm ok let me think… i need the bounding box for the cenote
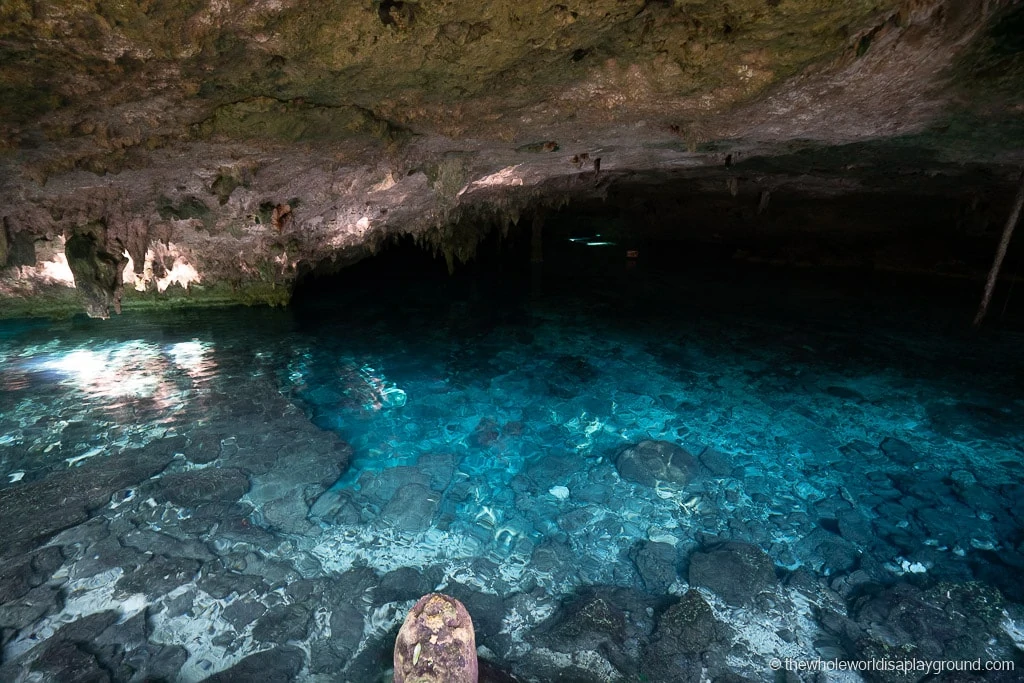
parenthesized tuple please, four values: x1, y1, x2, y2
(2, 219, 1024, 681)
(3, 3, 1024, 679)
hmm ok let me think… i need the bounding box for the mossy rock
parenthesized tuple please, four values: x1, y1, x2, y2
(211, 172, 242, 205)
(0, 280, 292, 320)
(157, 196, 213, 223)
(196, 97, 409, 146)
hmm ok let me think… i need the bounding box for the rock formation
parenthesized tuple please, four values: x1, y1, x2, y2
(1, 0, 1022, 317)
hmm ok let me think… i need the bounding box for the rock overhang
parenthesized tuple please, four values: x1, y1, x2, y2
(0, 0, 1021, 317)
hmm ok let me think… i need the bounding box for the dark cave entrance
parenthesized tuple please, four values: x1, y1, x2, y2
(291, 181, 1024, 332)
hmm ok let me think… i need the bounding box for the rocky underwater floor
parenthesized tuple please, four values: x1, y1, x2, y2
(1, 253, 1023, 682)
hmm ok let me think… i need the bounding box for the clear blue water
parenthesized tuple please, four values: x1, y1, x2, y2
(2, 248, 1023, 681)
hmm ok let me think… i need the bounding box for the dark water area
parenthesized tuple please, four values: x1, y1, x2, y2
(2, 240, 1023, 681)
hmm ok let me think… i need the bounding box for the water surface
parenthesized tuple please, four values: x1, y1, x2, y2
(2, 249, 1023, 681)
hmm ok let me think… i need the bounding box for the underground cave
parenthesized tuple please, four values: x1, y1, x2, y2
(2, 0, 1024, 681)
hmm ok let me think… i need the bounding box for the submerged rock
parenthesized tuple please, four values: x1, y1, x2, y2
(441, 582, 507, 644)
(9, 611, 122, 683)
(252, 603, 313, 644)
(823, 581, 1019, 683)
(688, 541, 777, 607)
(204, 645, 305, 682)
(221, 599, 267, 631)
(629, 540, 679, 592)
(394, 593, 478, 683)
(880, 437, 919, 465)
(0, 547, 62, 605)
(323, 601, 365, 659)
(29, 639, 112, 683)
(0, 448, 174, 560)
(375, 567, 441, 606)
(153, 468, 251, 507)
(532, 587, 657, 678)
(85, 611, 189, 683)
(468, 417, 502, 447)
(640, 590, 732, 682)
(115, 555, 200, 598)
(698, 449, 735, 477)
(382, 483, 441, 532)
(615, 440, 698, 488)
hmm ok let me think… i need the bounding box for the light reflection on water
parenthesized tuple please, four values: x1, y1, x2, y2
(2, 339, 217, 408)
(0, 331, 226, 481)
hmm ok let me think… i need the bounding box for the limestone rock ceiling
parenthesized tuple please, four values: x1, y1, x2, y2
(0, 0, 1022, 317)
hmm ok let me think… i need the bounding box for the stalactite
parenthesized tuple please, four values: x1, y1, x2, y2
(64, 222, 126, 319)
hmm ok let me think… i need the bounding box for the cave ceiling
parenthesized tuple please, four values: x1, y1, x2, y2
(0, 0, 1022, 316)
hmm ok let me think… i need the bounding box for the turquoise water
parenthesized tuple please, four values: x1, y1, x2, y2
(2, 248, 1023, 681)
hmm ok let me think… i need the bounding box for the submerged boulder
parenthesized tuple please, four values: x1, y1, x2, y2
(849, 582, 1014, 680)
(153, 468, 251, 507)
(394, 593, 477, 683)
(629, 540, 680, 592)
(531, 586, 658, 678)
(688, 541, 777, 607)
(818, 581, 1021, 683)
(615, 440, 698, 488)
(204, 646, 305, 682)
(382, 483, 441, 532)
(651, 589, 731, 655)
(880, 437, 919, 466)
(640, 590, 732, 682)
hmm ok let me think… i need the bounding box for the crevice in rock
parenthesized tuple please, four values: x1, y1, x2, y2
(377, 0, 414, 29)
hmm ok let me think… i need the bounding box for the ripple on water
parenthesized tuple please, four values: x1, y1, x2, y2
(1, 277, 1023, 680)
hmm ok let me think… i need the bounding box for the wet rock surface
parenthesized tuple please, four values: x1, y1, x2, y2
(688, 541, 778, 607)
(615, 440, 699, 488)
(0, 447, 175, 559)
(640, 590, 732, 682)
(203, 646, 306, 683)
(820, 582, 1023, 683)
(531, 586, 659, 678)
